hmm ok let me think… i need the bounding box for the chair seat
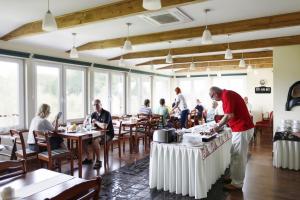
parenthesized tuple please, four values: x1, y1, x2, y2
(38, 148, 70, 159)
(15, 148, 37, 157)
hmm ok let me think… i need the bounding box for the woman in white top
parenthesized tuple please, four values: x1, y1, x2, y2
(139, 99, 152, 115)
(171, 87, 189, 128)
(206, 101, 219, 122)
(27, 104, 62, 151)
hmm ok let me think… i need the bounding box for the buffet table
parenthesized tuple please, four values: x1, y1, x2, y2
(149, 128, 232, 199)
(273, 131, 300, 170)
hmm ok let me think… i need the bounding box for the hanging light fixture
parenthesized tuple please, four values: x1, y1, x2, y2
(186, 69, 191, 78)
(143, 0, 162, 11)
(217, 67, 221, 77)
(225, 34, 233, 60)
(70, 33, 78, 58)
(150, 60, 155, 71)
(166, 41, 173, 64)
(239, 52, 246, 68)
(202, 9, 213, 44)
(190, 57, 196, 70)
(247, 60, 253, 73)
(123, 23, 133, 52)
(42, 0, 57, 32)
(119, 55, 125, 66)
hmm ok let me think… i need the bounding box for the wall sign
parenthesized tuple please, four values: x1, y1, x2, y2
(255, 86, 271, 93)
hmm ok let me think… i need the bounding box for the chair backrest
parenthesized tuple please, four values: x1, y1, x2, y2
(0, 135, 16, 160)
(45, 176, 102, 200)
(137, 113, 151, 119)
(0, 159, 26, 181)
(10, 130, 27, 158)
(33, 130, 52, 156)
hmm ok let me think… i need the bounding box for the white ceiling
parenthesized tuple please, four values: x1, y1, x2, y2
(1, 0, 300, 73)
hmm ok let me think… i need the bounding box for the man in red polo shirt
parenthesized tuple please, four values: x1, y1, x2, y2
(209, 86, 254, 191)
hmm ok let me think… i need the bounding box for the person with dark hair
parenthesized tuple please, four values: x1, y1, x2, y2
(209, 86, 254, 191)
(172, 87, 189, 128)
(194, 99, 204, 121)
(155, 98, 169, 126)
(139, 99, 152, 115)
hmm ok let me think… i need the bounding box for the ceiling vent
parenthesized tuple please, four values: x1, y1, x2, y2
(140, 8, 193, 26)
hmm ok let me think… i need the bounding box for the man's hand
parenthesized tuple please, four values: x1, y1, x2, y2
(210, 124, 220, 133)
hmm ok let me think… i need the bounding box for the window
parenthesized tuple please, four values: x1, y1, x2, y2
(128, 74, 152, 114)
(36, 64, 60, 122)
(153, 77, 170, 111)
(0, 58, 24, 130)
(65, 67, 85, 120)
(94, 70, 109, 110)
(111, 73, 125, 115)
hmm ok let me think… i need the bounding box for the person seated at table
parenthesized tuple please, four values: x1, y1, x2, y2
(138, 99, 152, 115)
(82, 99, 114, 169)
(27, 104, 63, 151)
(155, 98, 169, 126)
(206, 101, 219, 123)
(191, 99, 204, 123)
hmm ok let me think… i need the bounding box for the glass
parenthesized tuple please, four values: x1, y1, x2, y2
(111, 73, 125, 115)
(0, 60, 20, 128)
(94, 71, 109, 109)
(66, 68, 85, 120)
(36, 65, 60, 122)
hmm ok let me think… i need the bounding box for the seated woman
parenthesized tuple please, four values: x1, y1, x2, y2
(206, 101, 219, 123)
(156, 98, 169, 126)
(27, 104, 64, 151)
(139, 99, 152, 115)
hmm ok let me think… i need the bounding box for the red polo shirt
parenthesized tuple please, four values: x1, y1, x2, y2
(221, 89, 254, 132)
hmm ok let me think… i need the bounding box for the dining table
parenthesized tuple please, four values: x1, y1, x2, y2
(0, 169, 86, 199)
(57, 129, 108, 178)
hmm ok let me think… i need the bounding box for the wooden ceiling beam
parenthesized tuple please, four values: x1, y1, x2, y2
(175, 64, 273, 73)
(0, 0, 206, 41)
(110, 35, 300, 60)
(157, 58, 273, 70)
(136, 51, 273, 66)
(76, 11, 300, 51)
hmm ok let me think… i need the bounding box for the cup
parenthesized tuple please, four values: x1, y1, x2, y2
(1, 186, 15, 199)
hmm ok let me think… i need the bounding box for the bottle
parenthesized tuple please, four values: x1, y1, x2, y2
(86, 114, 92, 131)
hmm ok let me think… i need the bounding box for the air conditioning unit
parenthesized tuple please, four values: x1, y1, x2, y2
(140, 8, 193, 26)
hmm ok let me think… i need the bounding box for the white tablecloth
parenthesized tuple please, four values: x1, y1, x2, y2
(273, 140, 300, 170)
(149, 131, 232, 199)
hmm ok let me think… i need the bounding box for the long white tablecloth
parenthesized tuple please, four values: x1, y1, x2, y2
(273, 140, 300, 170)
(149, 132, 232, 199)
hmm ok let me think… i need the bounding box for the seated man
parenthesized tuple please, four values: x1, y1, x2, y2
(83, 99, 114, 169)
(206, 101, 219, 123)
(139, 99, 152, 115)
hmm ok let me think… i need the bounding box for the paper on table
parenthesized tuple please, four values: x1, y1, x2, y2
(14, 173, 74, 199)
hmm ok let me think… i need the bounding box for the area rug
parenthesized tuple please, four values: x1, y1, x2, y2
(100, 156, 230, 200)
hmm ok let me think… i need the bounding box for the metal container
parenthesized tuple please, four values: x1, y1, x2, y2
(153, 128, 176, 143)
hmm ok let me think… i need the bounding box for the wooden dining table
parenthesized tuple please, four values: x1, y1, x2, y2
(0, 169, 86, 199)
(57, 129, 108, 178)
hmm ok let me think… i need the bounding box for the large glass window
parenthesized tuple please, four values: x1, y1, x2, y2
(128, 74, 152, 114)
(66, 68, 85, 120)
(94, 71, 109, 109)
(36, 64, 60, 122)
(153, 77, 170, 111)
(111, 73, 125, 115)
(0, 58, 23, 130)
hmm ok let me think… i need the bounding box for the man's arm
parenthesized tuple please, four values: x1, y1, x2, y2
(213, 113, 234, 132)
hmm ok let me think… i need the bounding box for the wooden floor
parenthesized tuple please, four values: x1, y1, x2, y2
(28, 131, 300, 200)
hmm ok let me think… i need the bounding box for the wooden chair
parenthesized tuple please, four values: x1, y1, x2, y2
(0, 135, 16, 160)
(111, 120, 130, 156)
(10, 129, 37, 166)
(33, 131, 73, 174)
(45, 176, 102, 200)
(137, 113, 151, 119)
(0, 159, 26, 181)
(147, 116, 161, 148)
(134, 118, 149, 152)
(255, 111, 273, 139)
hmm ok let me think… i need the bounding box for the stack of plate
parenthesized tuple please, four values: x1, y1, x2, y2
(291, 120, 300, 133)
(277, 119, 293, 132)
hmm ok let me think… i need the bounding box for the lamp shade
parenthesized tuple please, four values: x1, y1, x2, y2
(70, 47, 78, 58)
(201, 28, 213, 44)
(119, 57, 125, 66)
(190, 62, 196, 70)
(143, 0, 161, 11)
(123, 39, 132, 51)
(224, 48, 233, 60)
(42, 10, 57, 32)
(247, 64, 253, 73)
(239, 58, 246, 68)
(166, 52, 173, 64)
(186, 73, 191, 78)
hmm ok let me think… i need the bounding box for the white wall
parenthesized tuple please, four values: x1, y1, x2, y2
(273, 45, 300, 133)
(246, 68, 273, 123)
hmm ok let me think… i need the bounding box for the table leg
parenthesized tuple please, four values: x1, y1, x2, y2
(78, 137, 83, 178)
(129, 126, 133, 154)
